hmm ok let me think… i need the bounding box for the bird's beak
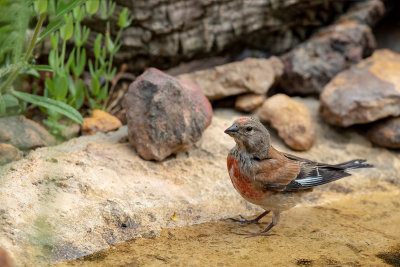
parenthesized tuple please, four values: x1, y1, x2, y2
(224, 124, 239, 136)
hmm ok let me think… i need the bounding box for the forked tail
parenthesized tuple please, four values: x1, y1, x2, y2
(334, 159, 373, 172)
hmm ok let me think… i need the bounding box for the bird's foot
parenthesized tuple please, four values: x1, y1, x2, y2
(227, 215, 260, 224)
(227, 210, 270, 224)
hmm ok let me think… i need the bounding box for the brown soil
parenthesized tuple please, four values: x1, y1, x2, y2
(56, 190, 400, 266)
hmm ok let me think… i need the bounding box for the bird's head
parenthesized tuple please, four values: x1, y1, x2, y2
(224, 117, 271, 157)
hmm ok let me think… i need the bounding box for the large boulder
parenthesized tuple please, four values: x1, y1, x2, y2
(320, 49, 400, 127)
(366, 117, 400, 149)
(177, 57, 283, 101)
(279, 0, 384, 95)
(0, 116, 55, 150)
(258, 94, 315, 151)
(123, 68, 212, 161)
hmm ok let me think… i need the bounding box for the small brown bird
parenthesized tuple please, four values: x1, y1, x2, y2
(225, 117, 372, 237)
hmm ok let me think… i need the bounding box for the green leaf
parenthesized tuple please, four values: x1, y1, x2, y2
(99, 0, 115, 20)
(50, 32, 59, 50)
(45, 77, 54, 95)
(91, 77, 100, 96)
(94, 34, 102, 59)
(54, 74, 68, 100)
(11, 90, 83, 124)
(48, 50, 57, 70)
(82, 25, 90, 44)
(105, 32, 114, 54)
(55, 0, 85, 19)
(78, 48, 86, 75)
(72, 5, 85, 22)
(60, 14, 73, 41)
(20, 67, 40, 78)
(75, 79, 85, 109)
(85, 0, 99, 15)
(28, 65, 53, 72)
(37, 0, 48, 14)
(3, 94, 19, 107)
(0, 94, 6, 116)
(97, 84, 108, 102)
(74, 21, 82, 46)
(67, 74, 75, 94)
(118, 8, 132, 29)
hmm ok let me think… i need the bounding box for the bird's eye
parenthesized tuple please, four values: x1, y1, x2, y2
(246, 126, 253, 131)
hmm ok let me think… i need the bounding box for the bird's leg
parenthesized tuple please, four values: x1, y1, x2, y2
(227, 210, 270, 224)
(246, 212, 280, 238)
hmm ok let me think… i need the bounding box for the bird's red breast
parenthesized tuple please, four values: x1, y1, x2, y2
(227, 154, 264, 201)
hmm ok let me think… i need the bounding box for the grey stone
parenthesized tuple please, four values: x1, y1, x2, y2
(0, 116, 55, 150)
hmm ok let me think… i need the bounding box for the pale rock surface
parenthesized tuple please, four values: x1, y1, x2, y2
(0, 98, 399, 266)
(259, 94, 315, 151)
(320, 49, 400, 127)
(177, 57, 283, 100)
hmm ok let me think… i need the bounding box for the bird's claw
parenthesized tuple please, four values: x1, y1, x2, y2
(227, 215, 259, 224)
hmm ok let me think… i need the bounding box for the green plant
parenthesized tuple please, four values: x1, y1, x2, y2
(0, 0, 133, 136)
(43, 0, 132, 135)
(0, 0, 84, 125)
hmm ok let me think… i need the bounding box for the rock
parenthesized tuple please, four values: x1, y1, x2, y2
(0, 116, 55, 150)
(1, 97, 399, 266)
(320, 49, 400, 127)
(61, 1, 355, 73)
(279, 0, 385, 95)
(177, 57, 283, 101)
(234, 94, 265, 113)
(365, 117, 400, 149)
(123, 68, 212, 161)
(0, 247, 13, 267)
(82, 110, 122, 136)
(258, 94, 314, 151)
(0, 143, 22, 165)
(61, 123, 81, 139)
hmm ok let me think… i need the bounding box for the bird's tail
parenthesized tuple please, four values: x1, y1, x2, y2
(334, 159, 373, 172)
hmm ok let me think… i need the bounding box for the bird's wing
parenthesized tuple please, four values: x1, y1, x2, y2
(253, 146, 301, 191)
(255, 146, 351, 192)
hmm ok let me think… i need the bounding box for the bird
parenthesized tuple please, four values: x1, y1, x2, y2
(224, 117, 372, 237)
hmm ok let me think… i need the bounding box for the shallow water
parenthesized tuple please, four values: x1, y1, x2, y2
(56, 190, 400, 266)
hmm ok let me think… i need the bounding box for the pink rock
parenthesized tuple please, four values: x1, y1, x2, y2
(123, 68, 212, 161)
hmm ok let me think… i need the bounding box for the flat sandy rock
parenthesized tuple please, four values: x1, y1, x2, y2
(258, 94, 314, 151)
(177, 57, 283, 101)
(366, 116, 400, 149)
(1, 98, 399, 266)
(320, 49, 400, 127)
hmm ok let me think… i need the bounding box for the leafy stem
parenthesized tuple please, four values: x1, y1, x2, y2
(0, 12, 47, 94)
